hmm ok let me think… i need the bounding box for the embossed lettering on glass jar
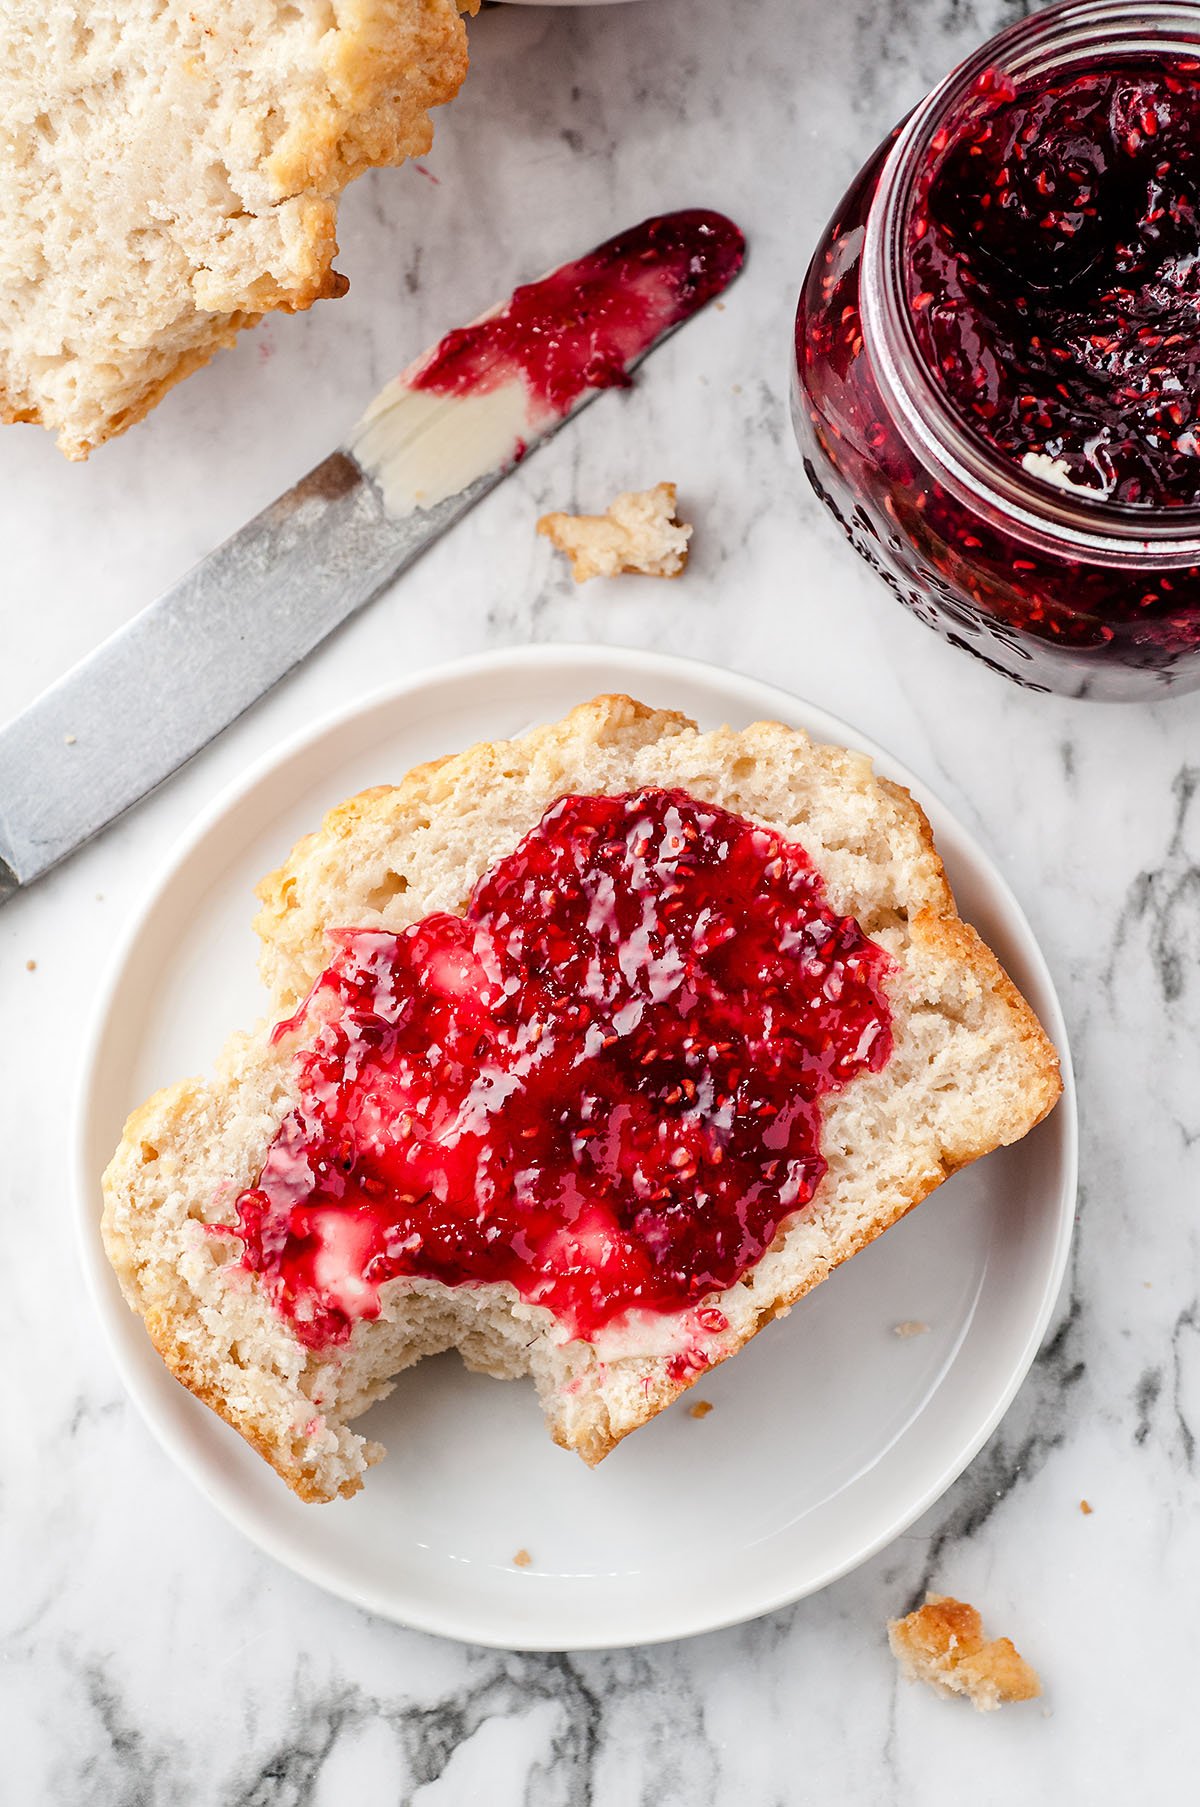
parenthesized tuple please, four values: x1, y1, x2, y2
(793, 0, 1200, 701)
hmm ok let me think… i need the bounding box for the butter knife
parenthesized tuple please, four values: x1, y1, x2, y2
(0, 208, 744, 901)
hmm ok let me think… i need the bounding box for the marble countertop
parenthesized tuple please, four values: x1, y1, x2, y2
(4, 0, 1196, 1798)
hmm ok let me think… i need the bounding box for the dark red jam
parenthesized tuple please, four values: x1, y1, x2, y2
(228, 790, 892, 1349)
(409, 210, 745, 419)
(794, 30, 1200, 699)
(909, 59, 1200, 507)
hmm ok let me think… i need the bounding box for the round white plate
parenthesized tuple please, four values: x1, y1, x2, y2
(76, 646, 1076, 1650)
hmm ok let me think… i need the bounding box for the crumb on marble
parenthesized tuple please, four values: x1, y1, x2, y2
(513, 1548, 532, 1568)
(688, 1399, 714, 1420)
(893, 1320, 930, 1338)
(537, 483, 692, 582)
(888, 1594, 1041, 1712)
(64, 732, 77, 746)
(25, 959, 36, 971)
(1080, 1499, 1093, 1515)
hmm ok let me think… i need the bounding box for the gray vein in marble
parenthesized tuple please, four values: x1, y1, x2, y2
(78, 1659, 176, 1807)
(1133, 1365, 1163, 1448)
(1105, 765, 1200, 1009)
(1169, 1303, 1199, 1471)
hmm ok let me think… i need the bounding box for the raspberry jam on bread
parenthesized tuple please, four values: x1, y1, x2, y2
(230, 790, 893, 1347)
(411, 210, 745, 419)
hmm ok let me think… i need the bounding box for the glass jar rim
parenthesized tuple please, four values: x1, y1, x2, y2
(860, 0, 1200, 566)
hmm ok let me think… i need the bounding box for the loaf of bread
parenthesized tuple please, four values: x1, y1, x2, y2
(102, 697, 1060, 1502)
(0, 0, 470, 458)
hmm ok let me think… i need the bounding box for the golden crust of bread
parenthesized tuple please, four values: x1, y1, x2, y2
(888, 1594, 1043, 1710)
(274, 0, 474, 196)
(155, 1329, 372, 1503)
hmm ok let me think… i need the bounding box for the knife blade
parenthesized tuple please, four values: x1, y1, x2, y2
(0, 209, 744, 901)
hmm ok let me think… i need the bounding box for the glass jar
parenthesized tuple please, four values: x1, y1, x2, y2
(793, 0, 1200, 700)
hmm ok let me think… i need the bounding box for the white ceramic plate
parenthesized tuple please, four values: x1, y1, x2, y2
(76, 646, 1076, 1650)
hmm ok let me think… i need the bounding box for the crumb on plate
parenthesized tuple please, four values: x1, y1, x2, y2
(513, 1548, 532, 1569)
(888, 1593, 1041, 1712)
(537, 482, 692, 582)
(688, 1399, 714, 1420)
(1080, 1499, 1093, 1515)
(893, 1320, 930, 1338)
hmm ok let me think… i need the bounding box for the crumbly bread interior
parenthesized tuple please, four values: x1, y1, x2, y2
(538, 483, 692, 581)
(888, 1594, 1043, 1710)
(0, 0, 469, 458)
(102, 697, 1061, 1502)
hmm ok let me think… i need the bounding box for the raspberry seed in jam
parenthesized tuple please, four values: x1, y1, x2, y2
(228, 791, 893, 1349)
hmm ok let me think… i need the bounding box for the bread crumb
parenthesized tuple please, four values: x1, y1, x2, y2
(1080, 1499, 1093, 1515)
(25, 959, 37, 971)
(538, 483, 692, 582)
(888, 1594, 1041, 1712)
(893, 1320, 930, 1338)
(513, 1548, 532, 1568)
(64, 733, 77, 746)
(688, 1399, 714, 1419)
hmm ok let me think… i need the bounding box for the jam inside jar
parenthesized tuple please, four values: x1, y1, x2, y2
(794, 0, 1200, 700)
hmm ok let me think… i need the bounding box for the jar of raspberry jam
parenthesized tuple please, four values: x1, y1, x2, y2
(794, 0, 1200, 699)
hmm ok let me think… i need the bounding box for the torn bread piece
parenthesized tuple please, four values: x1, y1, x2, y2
(0, 0, 471, 457)
(103, 697, 1061, 1503)
(888, 1594, 1042, 1711)
(538, 483, 692, 581)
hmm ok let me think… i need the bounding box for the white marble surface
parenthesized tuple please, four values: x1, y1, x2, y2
(2, 0, 1197, 1799)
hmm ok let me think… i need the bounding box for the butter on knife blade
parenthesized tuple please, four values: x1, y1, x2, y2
(0, 210, 745, 901)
